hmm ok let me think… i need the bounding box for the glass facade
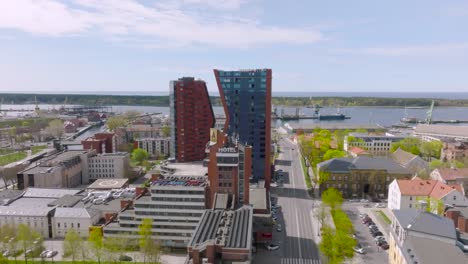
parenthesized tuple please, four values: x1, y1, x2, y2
(216, 69, 270, 181)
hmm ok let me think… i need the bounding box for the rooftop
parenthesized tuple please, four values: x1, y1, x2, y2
(159, 162, 208, 177)
(23, 188, 83, 198)
(391, 148, 418, 166)
(0, 190, 24, 206)
(415, 124, 468, 138)
(249, 188, 268, 211)
(435, 168, 468, 181)
(189, 206, 253, 250)
(403, 234, 467, 264)
(87, 178, 129, 190)
(54, 207, 100, 218)
(318, 156, 411, 174)
(393, 209, 457, 240)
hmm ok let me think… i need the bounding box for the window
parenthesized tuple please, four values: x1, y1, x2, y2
(409, 196, 413, 201)
(58, 223, 60, 228)
(454, 196, 456, 200)
(409, 204, 412, 208)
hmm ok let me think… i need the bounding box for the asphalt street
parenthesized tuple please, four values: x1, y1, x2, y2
(267, 137, 321, 264)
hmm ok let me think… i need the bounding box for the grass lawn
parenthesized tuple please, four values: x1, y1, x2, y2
(300, 155, 312, 189)
(377, 210, 392, 224)
(31, 145, 47, 155)
(0, 151, 27, 166)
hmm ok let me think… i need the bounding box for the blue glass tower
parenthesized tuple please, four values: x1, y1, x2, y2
(214, 69, 272, 186)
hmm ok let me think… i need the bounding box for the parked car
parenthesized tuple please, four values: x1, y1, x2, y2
(364, 204, 371, 208)
(359, 213, 368, 219)
(267, 244, 280, 251)
(353, 244, 366, 254)
(119, 255, 133, 261)
(46, 251, 58, 258)
(372, 231, 384, 237)
(374, 236, 386, 243)
(376, 240, 388, 246)
(2, 250, 10, 257)
(375, 203, 387, 208)
(40, 250, 50, 258)
(380, 242, 390, 250)
(276, 226, 283, 232)
(360, 199, 369, 203)
(368, 224, 378, 229)
(365, 220, 375, 226)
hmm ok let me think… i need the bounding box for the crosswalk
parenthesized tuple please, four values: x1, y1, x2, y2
(281, 258, 321, 264)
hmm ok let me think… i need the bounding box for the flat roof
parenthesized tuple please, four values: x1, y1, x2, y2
(8, 197, 56, 208)
(73, 197, 124, 213)
(189, 206, 253, 250)
(160, 162, 208, 177)
(87, 178, 129, 190)
(23, 188, 83, 198)
(415, 124, 468, 138)
(249, 188, 268, 211)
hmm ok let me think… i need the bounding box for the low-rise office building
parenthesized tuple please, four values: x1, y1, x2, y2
(389, 209, 467, 264)
(136, 137, 170, 158)
(53, 207, 101, 238)
(104, 162, 208, 248)
(87, 152, 131, 180)
(317, 156, 412, 199)
(344, 133, 405, 156)
(187, 206, 253, 264)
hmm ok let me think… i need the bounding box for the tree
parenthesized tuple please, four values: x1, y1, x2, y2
(319, 225, 341, 264)
(161, 125, 170, 137)
(17, 224, 42, 264)
(63, 229, 85, 263)
(391, 138, 421, 155)
(314, 206, 328, 232)
(323, 149, 346, 161)
(107, 116, 127, 131)
(45, 119, 64, 139)
(420, 141, 443, 160)
(322, 187, 343, 210)
(132, 148, 149, 165)
(429, 160, 446, 170)
(88, 228, 104, 264)
(139, 218, 160, 264)
(123, 110, 141, 120)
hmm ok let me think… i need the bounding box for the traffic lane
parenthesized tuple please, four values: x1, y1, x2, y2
(343, 203, 388, 264)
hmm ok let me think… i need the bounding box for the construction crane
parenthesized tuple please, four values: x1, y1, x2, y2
(425, 100, 435, 124)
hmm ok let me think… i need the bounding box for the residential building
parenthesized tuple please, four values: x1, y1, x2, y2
(87, 152, 131, 181)
(391, 148, 429, 175)
(430, 168, 468, 196)
(104, 162, 208, 248)
(387, 179, 468, 212)
(82, 132, 116, 154)
(187, 206, 253, 264)
(445, 207, 468, 233)
(17, 151, 92, 189)
(441, 140, 468, 162)
(206, 129, 252, 207)
(116, 125, 161, 143)
(344, 133, 405, 156)
(414, 124, 468, 142)
(136, 137, 170, 158)
(214, 69, 272, 186)
(317, 156, 412, 198)
(389, 209, 467, 264)
(170, 77, 215, 162)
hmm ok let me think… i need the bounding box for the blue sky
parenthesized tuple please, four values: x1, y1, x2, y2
(1, 0, 468, 94)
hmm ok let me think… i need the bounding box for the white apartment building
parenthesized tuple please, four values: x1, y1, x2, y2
(104, 162, 208, 248)
(87, 152, 130, 180)
(388, 179, 468, 213)
(53, 208, 101, 238)
(344, 133, 405, 156)
(136, 138, 170, 158)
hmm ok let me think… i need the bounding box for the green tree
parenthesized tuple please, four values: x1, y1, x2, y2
(88, 228, 104, 264)
(322, 188, 343, 210)
(17, 224, 42, 264)
(391, 138, 421, 155)
(132, 148, 149, 165)
(107, 116, 127, 131)
(319, 225, 342, 264)
(63, 229, 85, 263)
(420, 141, 443, 159)
(323, 149, 346, 161)
(139, 218, 160, 264)
(161, 125, 171, 137)
(429, 160, 446, 170)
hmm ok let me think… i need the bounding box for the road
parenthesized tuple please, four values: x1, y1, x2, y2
(270, 137, 321, 264)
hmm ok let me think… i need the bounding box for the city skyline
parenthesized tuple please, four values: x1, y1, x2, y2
(1, 1, 468, 93)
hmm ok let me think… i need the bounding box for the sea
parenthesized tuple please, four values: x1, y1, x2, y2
(2, 104, 468, 128)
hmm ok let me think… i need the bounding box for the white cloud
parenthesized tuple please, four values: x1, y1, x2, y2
(338, 43, 468, 57)
(0, 0, 322, 48)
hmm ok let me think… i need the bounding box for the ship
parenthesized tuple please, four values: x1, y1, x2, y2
(316, 107, 350, 121)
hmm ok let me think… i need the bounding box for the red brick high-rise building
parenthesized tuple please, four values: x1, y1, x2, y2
(170, 77, 215, 162)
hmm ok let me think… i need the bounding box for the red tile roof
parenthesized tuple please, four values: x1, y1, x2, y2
(349, 146, 368, 155)
(436, 168, 468, 181)
(396, 179, 460, 199)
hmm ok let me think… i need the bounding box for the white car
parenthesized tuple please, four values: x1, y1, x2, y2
(376, 203, 387, 208)
(46, 251, 58, 258)
(267, 244, 280, 251)
(353, 246, 366, 254)
(40, 250, 50, 258)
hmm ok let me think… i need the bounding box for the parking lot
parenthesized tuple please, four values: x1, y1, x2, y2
(342, 202, 390, 264)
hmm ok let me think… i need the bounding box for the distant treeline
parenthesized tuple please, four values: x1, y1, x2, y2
(1, 93, 468, 107)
